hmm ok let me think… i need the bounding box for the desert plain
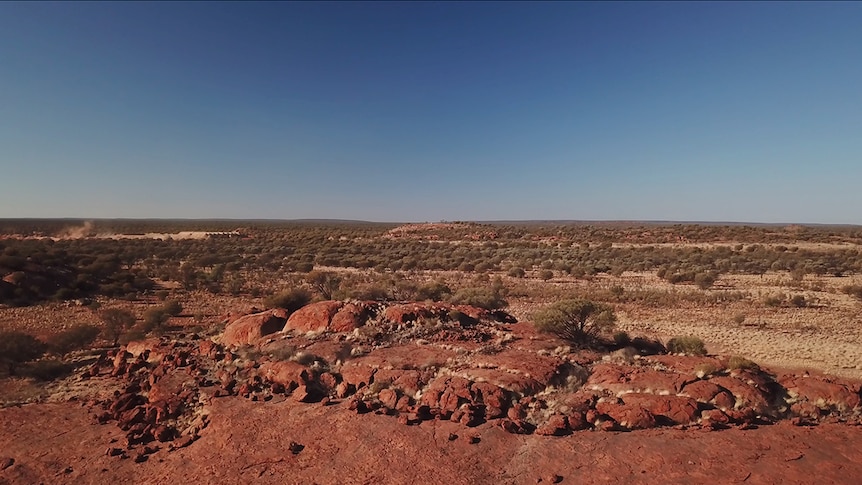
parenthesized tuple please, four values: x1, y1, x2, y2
(1, 219, 862, 484)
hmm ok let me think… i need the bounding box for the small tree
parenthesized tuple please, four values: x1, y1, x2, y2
(533, 299, 616, 344)
(101, 308, 136, 346)
(306, 271, 342, 300)
(0, 331, 46, 375)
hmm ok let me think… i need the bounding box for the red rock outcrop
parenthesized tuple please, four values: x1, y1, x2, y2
(587, 364, 693, 395)
(621, 394, 700, 425)
(595, 401, 657, 430)
(221, 309, 288, 347)
(328, 301, 379, 332)
(780, 374, 862, 414)
(384, 302, 452, 324)
(282, 300, 386, 333)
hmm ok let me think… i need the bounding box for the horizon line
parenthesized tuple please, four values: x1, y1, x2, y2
(1, 217, 861, 228)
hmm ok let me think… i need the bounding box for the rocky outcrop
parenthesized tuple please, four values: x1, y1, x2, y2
(62, 302, 862, 472)
(221, 309, 288, 347)
(780, 374, 862, 417)
(384, 302, 452, 324)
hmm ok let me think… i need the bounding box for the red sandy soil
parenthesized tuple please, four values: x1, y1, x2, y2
(2, 399, 860, 485)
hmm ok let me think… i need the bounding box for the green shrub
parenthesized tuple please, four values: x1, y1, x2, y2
(448, 309, 478, 326)
(21, 359, 74, 381)
(119, 328, 147, 345)
(666, 335, 707, 356)
(694, 362, 719, 378)
(416, 281, 452, 301)
(612, 331, 631, 347)
(841, 285, 862, 301)
(790, 294, 807, 308)
(264, 288, 312, 313)
(162, 299, 183, 316)
(142, 307, 169, 333)
(306, 271, 342, 300)
(533, 299, 616, 344)
(694, 271, 717, 290)
(347, 284, 390, 301)
(727, 355, 760, 371)
(47, 324, 100, 356)
(295, 262, 314, 273)
(507, 267, 526, 278)
(449, 286, 508, 310)
(0, 331, 47, 375)
(763, 294, 784, 307)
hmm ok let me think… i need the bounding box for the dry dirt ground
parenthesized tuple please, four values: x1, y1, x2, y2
(505, 271, 862, 380)
(3, 399, 861, 485)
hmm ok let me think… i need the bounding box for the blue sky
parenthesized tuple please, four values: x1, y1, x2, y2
(1, 2, 860, 223)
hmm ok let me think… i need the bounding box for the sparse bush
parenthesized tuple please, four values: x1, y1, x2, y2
(47, 324, 100, 356)
(21, 359, 74, 381)
(448, 309, 478, 326)
(416, 281, 452, 301)
(732, 313, 746, 325)
(101, 308, 136, 346)
(790, 294, 807, 308)
(612, 331, 631, 347)
(264, 287, 312, 313)
(347, 284, 390, 301)
(841, 285, 862, 301)
(539, 269, 554, 281)
(162, 299, 183, 316)
(694, 271, 717, 290)
(449, 286, 508, 310)
(295, 262, 314, 273)
(727, 355, 760, 371)
(666, 335, 707, 356)
(306, 271, 341, 300)
(142, 307, 169, 334)
(507, 267, 526, 278)
(694, 362, 719, 378)
(533, 299, 616, 345)
(119, 328, 147, 345)
(790, 268, 807, 283)
(763, 294, 784, 307)
(0, 331, 47, 375)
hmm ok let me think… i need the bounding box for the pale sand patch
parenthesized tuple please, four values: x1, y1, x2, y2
(616, 315, 862, 380)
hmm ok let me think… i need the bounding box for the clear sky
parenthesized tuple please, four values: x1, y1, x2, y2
(1, 2, 860, 223)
